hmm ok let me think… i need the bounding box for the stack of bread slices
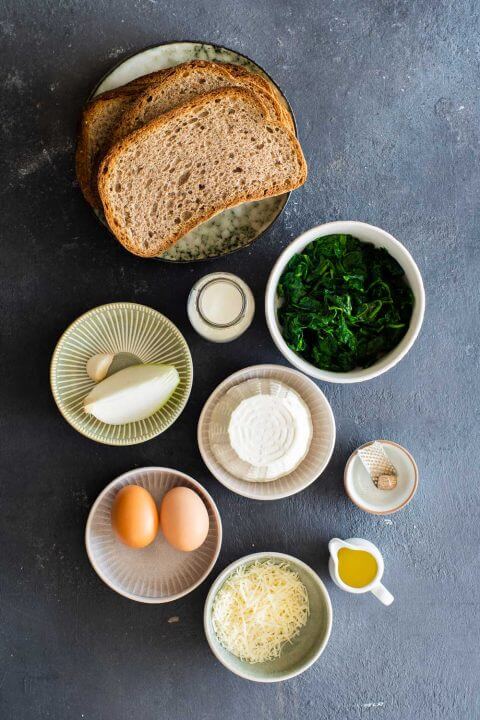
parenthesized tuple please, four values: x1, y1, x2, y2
(76, 60, 307, 257)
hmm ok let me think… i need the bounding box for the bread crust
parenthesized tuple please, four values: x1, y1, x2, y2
(123, 61, 295, 132)
(98, 87, 307, 258)
(112, 60, 289, 144)
(223, 64, 295, 133)
(122, 60, 255, 87)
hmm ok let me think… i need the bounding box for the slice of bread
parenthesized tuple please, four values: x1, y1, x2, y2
(75, 63, 259, 208)
(123, 61, 295, 131)
(112, 60, 289, 144)
(122, 65, 177, 88)
(98, 87, 307, 258)
(76, 87, 139, 208)
(224, 64, 295, 133)
(76, 67, 174, 208)
(123, 60, 257, 88)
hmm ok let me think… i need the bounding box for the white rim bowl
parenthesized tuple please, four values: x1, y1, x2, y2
(344, 440, 419, 514)
(204, 552, 333, 682)
(265, 221, 425, 383)
(85, 467, 222, 603)
(197, 364, 336, 500)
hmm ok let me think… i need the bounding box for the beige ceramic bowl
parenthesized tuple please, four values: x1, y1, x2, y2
(197, 364, 335, 500)
(85, 467, 222, 603)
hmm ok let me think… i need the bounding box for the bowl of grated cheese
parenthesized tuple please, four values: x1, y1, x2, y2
(204, 552, 332, 682)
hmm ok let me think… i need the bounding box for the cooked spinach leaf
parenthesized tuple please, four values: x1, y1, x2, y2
(277, 234, 414, 372)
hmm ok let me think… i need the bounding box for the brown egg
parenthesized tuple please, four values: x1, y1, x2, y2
(111, 485, 159, 548)
(160, 486, 209, 552)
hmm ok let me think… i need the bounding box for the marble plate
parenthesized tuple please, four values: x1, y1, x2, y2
(90, 41, 296, 262)
(50, 302, 192, 445)
(86, 467, 222, 603)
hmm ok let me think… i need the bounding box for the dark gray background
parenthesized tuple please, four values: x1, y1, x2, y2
(1, 1, 479, 718)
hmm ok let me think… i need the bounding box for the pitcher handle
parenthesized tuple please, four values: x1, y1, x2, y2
(371, 582, 394, 606)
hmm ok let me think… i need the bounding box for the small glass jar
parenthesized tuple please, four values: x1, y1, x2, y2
(187, 272, 255, 343)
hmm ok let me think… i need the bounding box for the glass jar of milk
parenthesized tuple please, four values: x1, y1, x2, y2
(187, 272, 255, 342)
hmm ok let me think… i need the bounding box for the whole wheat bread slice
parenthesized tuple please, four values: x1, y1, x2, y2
(76, 67, 194, 209)
(112, 61, 288, 144)
(223, 64, 295, 133)
(76, 87, 140, 208)
(125, 60, 295, 133)
(123, 60, 262, 89)
(98, 87, 307, 258)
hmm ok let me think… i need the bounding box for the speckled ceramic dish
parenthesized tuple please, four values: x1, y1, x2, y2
(86, 467, 222, 603)
(198, 364, 336, 500)
(204, 552, 332, 682)
(50, 303, 192, 445)
(90, 41, 296, 262)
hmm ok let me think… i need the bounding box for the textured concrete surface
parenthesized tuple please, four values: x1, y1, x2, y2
(1, 1, 479, 718)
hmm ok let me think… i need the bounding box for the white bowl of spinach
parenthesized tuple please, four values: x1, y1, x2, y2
(265, 221, 425, 383)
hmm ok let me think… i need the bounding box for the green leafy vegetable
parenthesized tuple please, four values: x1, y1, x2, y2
(277, 235, 414, 372)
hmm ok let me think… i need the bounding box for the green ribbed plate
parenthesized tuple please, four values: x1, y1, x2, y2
(50, 303, 193, 445)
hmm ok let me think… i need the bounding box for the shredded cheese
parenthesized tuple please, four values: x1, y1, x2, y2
(211, 560, 309, 664)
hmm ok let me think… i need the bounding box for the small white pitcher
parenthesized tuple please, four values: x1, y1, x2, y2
(328, 537, 394, 606)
